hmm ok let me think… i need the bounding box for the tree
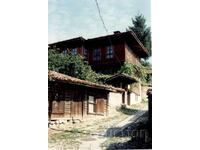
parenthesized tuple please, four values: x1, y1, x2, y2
(48, 49, 66, 72)
(128, 14, 152, 56)
(48, 49, 97, 82)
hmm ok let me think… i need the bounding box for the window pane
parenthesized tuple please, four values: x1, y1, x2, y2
(93, 48, 101, 61)
(106, 46, 113, 59)
(89, 96, 94, 103)
(71, 48, 77, 55)
(88, 96, 95, 113)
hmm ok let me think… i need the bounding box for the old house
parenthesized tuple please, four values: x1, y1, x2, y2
(105, 73, 142, 105)
(48, 71, 124, 120)
(48, 31, 149, 74)
(48, 31, 151, 113)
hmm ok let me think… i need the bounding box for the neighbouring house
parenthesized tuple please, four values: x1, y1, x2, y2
(105, 73, 142, 105)
(48, 31, 149, 74)
(48, 71, 125, 120)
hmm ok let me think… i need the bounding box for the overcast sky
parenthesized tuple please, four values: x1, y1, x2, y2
(48, 0, 151, 44)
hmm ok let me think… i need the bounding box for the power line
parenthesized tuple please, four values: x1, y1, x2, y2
(94, 0, 109, 34)
(94, 0, 121, 66)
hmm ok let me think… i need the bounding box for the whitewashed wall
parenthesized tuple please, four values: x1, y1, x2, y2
(108, 92, 122, 108)
(129, 92, 142, 105)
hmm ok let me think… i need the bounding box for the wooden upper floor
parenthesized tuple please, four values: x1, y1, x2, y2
(48, 31, 149, 72)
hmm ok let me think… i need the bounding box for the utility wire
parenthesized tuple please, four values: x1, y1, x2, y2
(94, 0, 121, 66)
(94, 0, 109, 34)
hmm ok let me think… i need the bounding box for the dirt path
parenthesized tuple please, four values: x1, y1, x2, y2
(78, 106, 148, 150)
(48, 102, 148, 150)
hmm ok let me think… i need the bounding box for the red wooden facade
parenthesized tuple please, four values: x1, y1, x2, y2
(48, 31, 149, 74)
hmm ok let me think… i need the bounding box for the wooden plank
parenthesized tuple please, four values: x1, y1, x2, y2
(96, 98, 105, 114)
(71, 89, 83, 117)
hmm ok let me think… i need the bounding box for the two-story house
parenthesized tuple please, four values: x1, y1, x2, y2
(48, 31, 149, 74)
(48, 31, 150, 106)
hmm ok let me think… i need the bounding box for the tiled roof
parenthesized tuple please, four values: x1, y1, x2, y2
(48, 70, 125, 93)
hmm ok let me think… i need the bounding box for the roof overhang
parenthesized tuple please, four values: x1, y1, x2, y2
(85, 31, 149, 58)
(105, 73, 138, 85)
(48, 37, 86, 48)
(125, 31, 149, 58)
(48, 70, 125, 93)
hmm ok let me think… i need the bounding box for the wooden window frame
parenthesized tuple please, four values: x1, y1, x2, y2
(106, 46, 114, 59)
(71, 48, 77, 55)
(88, 96, 96, 114)
(93, 48, 101, 61)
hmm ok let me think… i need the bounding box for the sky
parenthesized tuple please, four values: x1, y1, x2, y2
(48, 0, 151, 44)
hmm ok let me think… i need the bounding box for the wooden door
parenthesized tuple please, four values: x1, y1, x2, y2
(71, 90, 83, 117)
(65, 90, 73, 117)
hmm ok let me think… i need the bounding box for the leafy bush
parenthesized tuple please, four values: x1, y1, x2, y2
(118, 61, 151, 83)
(48, 49, 97, 82)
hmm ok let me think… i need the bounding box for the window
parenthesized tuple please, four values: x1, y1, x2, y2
(88, 96, 95, 113)
(93, 48, 101, 61)
(71, 48, 77, 55)
(106, 46, 113, 59)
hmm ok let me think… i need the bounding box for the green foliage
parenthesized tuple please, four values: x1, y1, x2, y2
(48, 49, 152, 84)
(94, 73, 112, 84)
(48, 49, 97, 82)
(145, 73, 152, 84)
(128, 14, 152, 56)
(118, 61, 135, 76)
(117, 106, 137, 115)
(48, 49, 66, 72)
(118, 61, 148, 83)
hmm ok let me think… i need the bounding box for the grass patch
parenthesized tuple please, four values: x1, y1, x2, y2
(49, 128, 86, 145)
(117, 107, 138, 115)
